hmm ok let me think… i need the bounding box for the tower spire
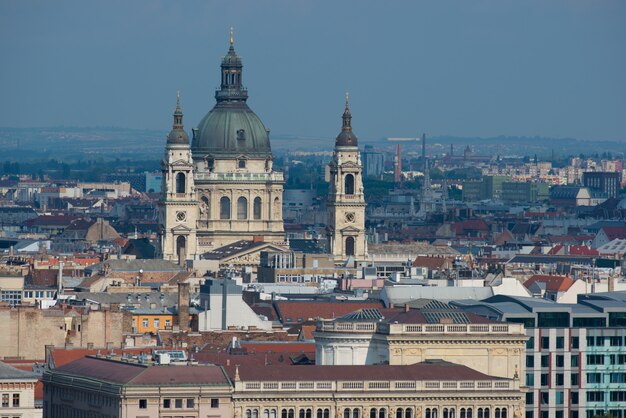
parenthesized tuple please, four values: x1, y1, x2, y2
(230, 27, 234, 47)
(167, 91, 189, 144)
(342, 92, 352, 132)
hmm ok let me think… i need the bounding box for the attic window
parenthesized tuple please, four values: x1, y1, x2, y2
(237, 129, 246, 141)
(238, 159, 246, 169)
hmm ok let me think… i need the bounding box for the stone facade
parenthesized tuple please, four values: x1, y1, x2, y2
(314, 308, 527, 380)
(0, 306, 131, 360)
(327, 97, 367, 263)
(159, 38, 285, 262)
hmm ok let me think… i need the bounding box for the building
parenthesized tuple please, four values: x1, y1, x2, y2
(230, 361, 524, 418)
(159, 33, 285, 263)
(453, 292, 626, 418)
(43, 355, 524, 418)
(326, 96, 367, 263)
(582, 172, 620, 199)
(0, 361, 41, 418)
(501, 183, 549, 204)
(314, 302, 526, 380)
(362, 145, 384, 179)
(42, 356, 232, 418)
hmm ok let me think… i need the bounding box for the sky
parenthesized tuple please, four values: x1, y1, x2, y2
(0, 0, 625, 142)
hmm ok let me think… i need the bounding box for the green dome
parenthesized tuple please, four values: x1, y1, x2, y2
(191, 42, 272, 159)
(192, 102, 271, 158)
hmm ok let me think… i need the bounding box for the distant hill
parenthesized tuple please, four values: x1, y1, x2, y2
(0, 127, 623, 161)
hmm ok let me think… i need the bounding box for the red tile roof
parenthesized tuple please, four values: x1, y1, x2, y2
(523, 275, 575, 292)
(53, 356, 230, 386)
(50, 348, 153, 368)
(601, 226, 626, 240)
(225, 360, 504, 382)
(274, 301, 384, 324)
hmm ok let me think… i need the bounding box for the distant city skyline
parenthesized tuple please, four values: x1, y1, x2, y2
(0, 0, 624, 142)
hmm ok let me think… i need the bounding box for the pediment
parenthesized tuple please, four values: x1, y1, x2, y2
(171, 224, 192, 232)
(339, 225, 362, 233)
(169, 159, 193, 167)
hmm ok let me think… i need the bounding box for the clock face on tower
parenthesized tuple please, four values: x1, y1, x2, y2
(345, 212, 355, 223)
(176, 211, 187, 222)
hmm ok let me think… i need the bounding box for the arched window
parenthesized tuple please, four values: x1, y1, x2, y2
(370, 409, 377, 418)
(460, 409, 466, 418)
(317, 410, 324, 418)
(345, 173, 355, 195)
(379, 410, 386, 418)
(477, 409, 483, 418)
(324, 410, 329, 418)
(467, 409, 472, 418)
(426, 409, 431, 418)
(176, 236, 186, 265)
(495, 410, 500, 418)
(220, 196, 231, 219)
(237, 196, 248, 220)
(500, 409, 506, 418)
(344, 410, 350, 418)
(306, 409, 312, 418)
(175, 172, 186, 194)
(353, 409, 359, 418)
(397, 409, 403, 418)
(253, 197, 262, 220)
(345, 236, 355, 256)
(432, 409, 438, 418)
(300, 410, 305, 418)
(484, 409, 489, 418)
(406, 410, 412, 418)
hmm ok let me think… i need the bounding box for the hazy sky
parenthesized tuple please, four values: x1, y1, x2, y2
(1, 0, 624, 142)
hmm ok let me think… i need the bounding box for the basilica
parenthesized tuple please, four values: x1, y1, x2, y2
(159, 34, 367, 266)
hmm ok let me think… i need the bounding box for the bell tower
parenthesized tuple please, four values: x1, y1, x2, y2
(159, 92, 198, 265)
(327, 94, 367, 263)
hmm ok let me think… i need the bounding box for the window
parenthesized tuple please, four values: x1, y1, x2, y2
(541, 336, 550, 349)
(253, 197, 262, 220)
(596, 336, 605, 346)
(556, 412, 563, 418)
(220, 196, 231, 219)
(587, 391, 604, 402)
(1, 393, 8, 407)
(175, 398, 183, 408)
(610, 391, 626, 402)
(571, 355, 579, 367)
(570, 412, 578, 418)
(526, 392, 534, 405)
(571, 373, 579, 386)
(556, 336, 564, 349)
(587, 373, 602, 383)
(587, 354, 604, 365)
(12, 393, 19, 407)
(571, 336, 579, 349)
(541, 392, 549, 405)
(345, 236, 355, 256)
(526, 373, 534, 386)
(139, 399, 147, 409)
(556, 355, 564, 367)
(237, 196, 248, 220)
(175, 172, 186, 194)
(142, 318, 149, 328)
(610, 336, 623, 346)
(164, 399, 171, 408)
(586, 336, 595, 346)
(556, 373, 564, 386)
(526, 355, 534, 368)
(526, 337, 534, 349)
(211, 399, 219, 408)
(154, 318, 160, 329)
(541, 355, 549, 367)
(187, 398, 194, 408)
(238, 159, 246, 169)
(345, 174, 355, 195)
(609, 372, 626, 383)
(165, 319, 171, 328)
(540, 373, 548, 386)
(556, 391, 564, 405)
(571, 391, 579, 404)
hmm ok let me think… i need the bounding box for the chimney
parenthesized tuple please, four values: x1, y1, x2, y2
(405, 304, 410, 313)
(178, 282, 190, 332)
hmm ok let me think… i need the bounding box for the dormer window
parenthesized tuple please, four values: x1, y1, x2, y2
(238, 159, 246, 169)
(237, 129, 246, 141)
